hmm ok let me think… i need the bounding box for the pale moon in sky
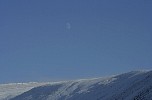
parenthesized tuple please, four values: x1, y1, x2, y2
(66, 22, 71, 30)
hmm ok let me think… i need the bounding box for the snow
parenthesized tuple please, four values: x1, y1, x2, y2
(1, 70, 152, 100)
(0, 82, 49, 100)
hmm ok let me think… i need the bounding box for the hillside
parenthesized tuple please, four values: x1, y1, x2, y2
(1, 70, 152, 100)
(0, 82, 49, 100)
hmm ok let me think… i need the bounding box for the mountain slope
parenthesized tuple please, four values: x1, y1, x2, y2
(9, 70, 152, 100)
(0, 82, 49, 100)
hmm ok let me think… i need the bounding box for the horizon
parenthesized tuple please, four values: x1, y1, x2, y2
(1, 70, 151, 84)
(0, 0, 152, 84)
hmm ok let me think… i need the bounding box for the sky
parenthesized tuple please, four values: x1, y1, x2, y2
(0, 0, 152, 83)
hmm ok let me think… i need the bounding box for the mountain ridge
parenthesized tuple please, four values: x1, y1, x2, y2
(1, 70, 152, 100)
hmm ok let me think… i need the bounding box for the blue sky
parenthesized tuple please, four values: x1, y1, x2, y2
(0, 0, 152, 83)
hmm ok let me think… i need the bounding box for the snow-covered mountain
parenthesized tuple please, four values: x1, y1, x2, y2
(0, 82, 49, 100)
(1, 70, 152, 100)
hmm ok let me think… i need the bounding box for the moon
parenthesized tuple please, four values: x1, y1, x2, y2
(66, 22, 71, 30)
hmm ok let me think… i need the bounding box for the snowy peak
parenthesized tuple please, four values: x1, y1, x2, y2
(7, 70, 152, 100)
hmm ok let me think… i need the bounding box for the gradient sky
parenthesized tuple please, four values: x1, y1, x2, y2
(0, 0, 152, 83)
